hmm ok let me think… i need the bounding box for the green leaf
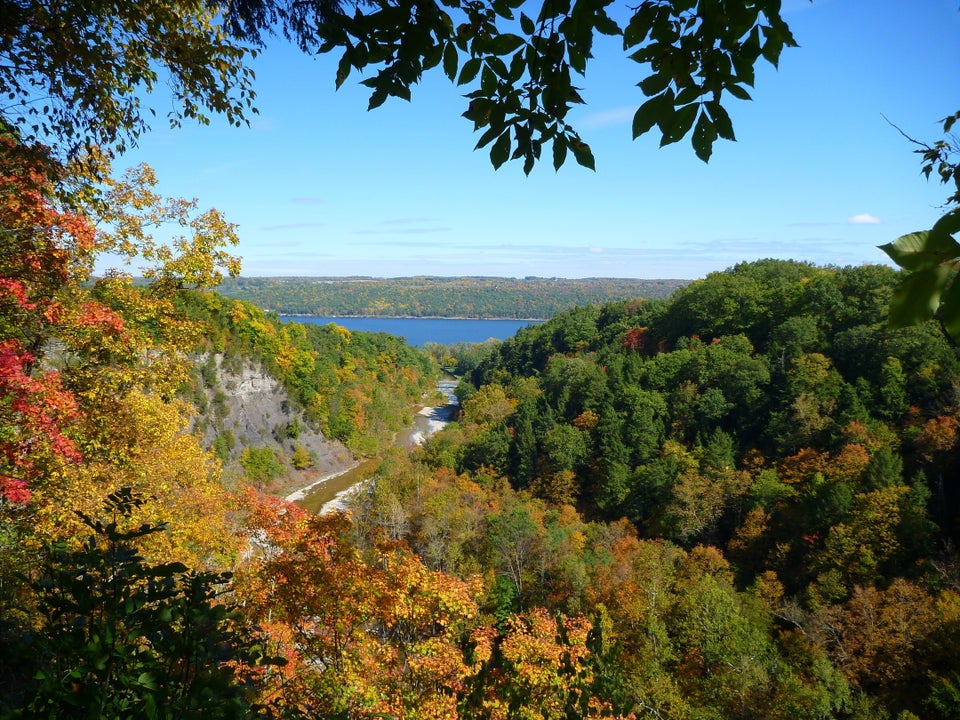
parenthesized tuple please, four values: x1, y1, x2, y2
(944, 111, 959, 134)
(879, 231, 960, 272)
(660, 102, 698, 146)
(458, 58, 481, 85)
(931, 208, 960, 239)
(553, 136, 568, 171)
(480, 64, 497, 94)
(570, 139, 595, 170)
(628, 47, 656, 63)
(474, 124, 501, 149)
(692, 111, 717, 162)
(367, 86, 388, 110)
(632, 93, 667, 139)
(623, 7, 654, 48)
(568, 44, 586, 75)
(638, 72, 671, 97)
(423, 42, 443, 71)
(490, 33, 524, 56)
(442, 43, 458, 81)
(939, 275, 960, 344)
(888, 265, 953, 329)
(487, 56, 509, 80)
(335, 54, 352, 90)
(675, 84, 702, 106)
(706, 101, 736, 141)
(508, 51, 526, 82)
(520, 12, 535, 35)
(523, 151, 535, 175)
(726, 83, 752, 101)
(490, 130, 511, 169)
(595, 11, 621, 37)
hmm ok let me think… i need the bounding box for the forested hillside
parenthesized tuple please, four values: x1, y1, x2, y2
(0, 135, 440, 716)
(5, 155, 960, 720)
(215, 276, 687, 318)
(335, 258, 960, 719)
(3, 0, 959, 715)
(178, 292, 436, 459)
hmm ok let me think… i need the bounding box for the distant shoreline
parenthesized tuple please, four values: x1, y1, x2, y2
(216, 276, 685, 321)
(279, 313, 548, 322)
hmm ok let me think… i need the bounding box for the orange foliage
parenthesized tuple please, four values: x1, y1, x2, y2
(621, 326, 649, 352)
(237, 491, 482, 718)
(913, 415, 959, 460)
(816, 580, 942, 691)
(831, 443, 870, 483)
(777, 448, 828, 484)
(572, 409, 600, 432)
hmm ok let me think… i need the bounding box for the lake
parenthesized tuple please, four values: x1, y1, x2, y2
(280, 316, 542, 346)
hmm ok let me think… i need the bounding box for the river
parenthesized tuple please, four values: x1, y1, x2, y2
(288, 379, 459, 514)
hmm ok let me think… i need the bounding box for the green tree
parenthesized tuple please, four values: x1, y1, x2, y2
(487, 494, 544, 607)
(509, 390, 541, 489)
(877, 356, 908, 421)
(239, 446, 284, 486)
(4, 488, 272, 719)
(592, 400, 632, 515)
(0, 0, 256, 157)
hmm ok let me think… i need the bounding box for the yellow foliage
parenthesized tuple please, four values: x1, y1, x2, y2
(25, 391, 238, 568)
(462, 383, 517, 427)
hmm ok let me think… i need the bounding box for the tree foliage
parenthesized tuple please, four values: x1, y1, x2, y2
(2, 0, 797, 170)
(4, 488, 275, 719)
(216, 276, 684, 319)
(0, 0, 256, 156)
(300, 0, 796, 171)
(881, 113, 960, 344)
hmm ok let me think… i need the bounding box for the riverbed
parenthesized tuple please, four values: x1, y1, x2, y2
(289, 379, 459, 514)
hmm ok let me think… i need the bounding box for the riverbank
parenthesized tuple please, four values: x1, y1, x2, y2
(409, 402, 459, 446)
(283, 463, 362, 503)
(283, 380, 459, 513)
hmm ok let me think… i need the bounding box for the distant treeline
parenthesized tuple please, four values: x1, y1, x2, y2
(215, 276, 688, 318)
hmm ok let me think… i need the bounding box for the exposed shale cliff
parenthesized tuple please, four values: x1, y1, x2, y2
(186, 352, 353, 488)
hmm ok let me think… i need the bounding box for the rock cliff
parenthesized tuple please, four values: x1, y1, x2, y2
(187, 352, 354, 487)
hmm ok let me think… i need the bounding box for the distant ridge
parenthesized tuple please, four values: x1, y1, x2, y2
(216, 276, 689, 319)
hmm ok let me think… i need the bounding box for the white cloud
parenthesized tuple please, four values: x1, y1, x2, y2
(578, 106, 635, 129)
(848, 213, 882, 225)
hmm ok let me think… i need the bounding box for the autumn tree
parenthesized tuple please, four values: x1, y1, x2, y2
(462, 609, 630, 720)
(1, 135, 251, 716)
(812, 579, 960, 717)
(0, 133, 240, 510)
(2, 488, 273, 719)
(237, 491, 483, 718)
(0, 137, 93, 504)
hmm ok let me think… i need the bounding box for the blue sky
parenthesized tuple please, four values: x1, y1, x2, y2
(114, 0, 960, 280)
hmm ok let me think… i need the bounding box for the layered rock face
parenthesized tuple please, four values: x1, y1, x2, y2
(189, 353, 353, 483)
